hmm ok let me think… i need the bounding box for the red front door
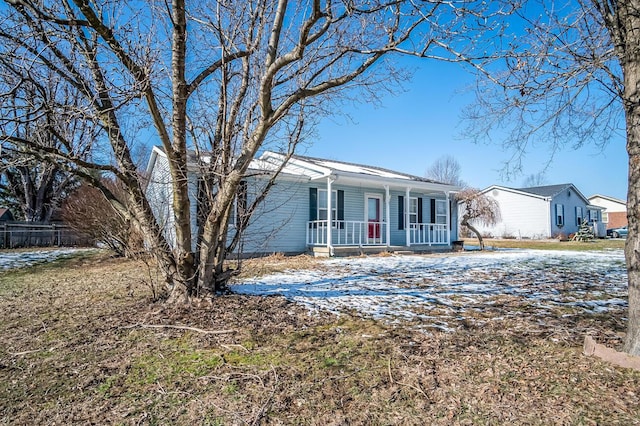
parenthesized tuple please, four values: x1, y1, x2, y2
(367, 197, 381, 240)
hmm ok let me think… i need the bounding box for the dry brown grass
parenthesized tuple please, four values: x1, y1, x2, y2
(0, 251, 639, 425)
(235, 252, 319, 279)
(465, 238, 625, 251)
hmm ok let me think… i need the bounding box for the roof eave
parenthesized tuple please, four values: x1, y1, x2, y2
(330, 170, 460, 193)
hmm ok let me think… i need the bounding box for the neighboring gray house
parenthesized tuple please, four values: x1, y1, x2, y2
(464, 184, 606, 239)
(146, 147, 461, 256)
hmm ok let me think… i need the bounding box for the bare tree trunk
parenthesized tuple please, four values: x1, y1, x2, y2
(618, 0, 640, 356)
(462, 219, 485, 250)
(169, 0, 196, 302)
(625, 113, 640, 355)
(624, 71, 640, 356)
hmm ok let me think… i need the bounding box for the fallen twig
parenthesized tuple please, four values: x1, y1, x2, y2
(387, 357, 430, 399)
(9, 349, 42, 356)
(251, 366, 278, 426)
(122, 323, 235, 335)
(221, 343, 249, 352)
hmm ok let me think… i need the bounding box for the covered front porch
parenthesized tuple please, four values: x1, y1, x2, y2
(306, 220, 449, 247)
(305, 177, 456, 256)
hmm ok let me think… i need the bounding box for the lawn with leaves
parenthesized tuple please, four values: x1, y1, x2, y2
(0, 250, 639, 425)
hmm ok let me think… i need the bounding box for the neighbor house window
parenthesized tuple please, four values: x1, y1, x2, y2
(575, 206, 583, 226)
(600, 210, 609, 223)
(436, 200, 447, 224)
(555, 203, 564, 226)
(318, 189, 337, 224)
(409, 197, 419, 224)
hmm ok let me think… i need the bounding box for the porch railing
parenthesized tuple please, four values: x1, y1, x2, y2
(307, 220, 387, 246)
(409, 223, 448, 245)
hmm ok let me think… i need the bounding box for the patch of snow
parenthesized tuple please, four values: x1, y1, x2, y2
(0, 248, 94, 271)
(232, 249, 628, 331)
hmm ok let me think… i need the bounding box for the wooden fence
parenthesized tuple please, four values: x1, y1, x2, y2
(0, 222, 90, 249)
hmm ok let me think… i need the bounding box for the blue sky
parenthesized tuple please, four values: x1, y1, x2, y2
(302, 60, 629, 201)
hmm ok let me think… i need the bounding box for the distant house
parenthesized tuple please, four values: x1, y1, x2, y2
(588, 194, 627, 229)
(463, 184, 606, 239)
(145, 147, 461, 256)
(0, 208, 14, 222)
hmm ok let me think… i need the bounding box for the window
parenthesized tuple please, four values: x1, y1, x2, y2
(601, 211, 608, 223)
(555, 203, 564, 227)
(409, 197, 418, 224)
(318, 189, 337, 223)
(575, 206, 583, 226)
(435, 200, 447, 224)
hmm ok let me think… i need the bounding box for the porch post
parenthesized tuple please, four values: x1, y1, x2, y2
(327, 176, 333, 255)
(445, 191, 451, 244)
(405, 187, 411, 247)
(385, 185, 391, 247)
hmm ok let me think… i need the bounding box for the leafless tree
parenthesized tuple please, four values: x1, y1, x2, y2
(521, 172, 548, 188)
(0, 0, 515, 303)
(0, 71, 92, 221)
(0, 150, 77, 221)
(457, 188, 501, 250)
(425, 155, 467, 187)
(461, 0, 640, 355)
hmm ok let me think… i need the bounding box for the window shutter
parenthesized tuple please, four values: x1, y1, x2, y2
(309, 188, 317, 221)
(417, 197, 423, 223)
(398, 195, 404, 230)
(337, 190, 345, 229)
(430, 199, 436, 224)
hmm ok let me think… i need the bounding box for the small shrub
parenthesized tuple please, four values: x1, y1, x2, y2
(61, 179, 145, 258)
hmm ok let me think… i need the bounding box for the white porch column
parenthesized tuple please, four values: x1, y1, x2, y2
(405, 187, 411, 247)
(385, 185, 391, 247)
(327, 176, 333, 255)
(445, 191, 451, 244)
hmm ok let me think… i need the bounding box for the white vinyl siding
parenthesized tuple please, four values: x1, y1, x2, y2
(234, 179, 311, 254)
(461, 188, 548, 239)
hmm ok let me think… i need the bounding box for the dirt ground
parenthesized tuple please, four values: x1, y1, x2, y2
(0, 251, 639, 425)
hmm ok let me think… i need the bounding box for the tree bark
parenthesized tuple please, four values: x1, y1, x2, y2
(618, 0, 640, 356)
(462, 219, 484, 250)
(624, 75, 640, 356)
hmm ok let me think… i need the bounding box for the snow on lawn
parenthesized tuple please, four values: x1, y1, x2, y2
(231, 249, 628, 331)
(0, 248, 93, 270)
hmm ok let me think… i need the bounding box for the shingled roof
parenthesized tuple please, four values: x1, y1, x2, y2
(517, 184, 573, 198)
(291, 153, 443, 184)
